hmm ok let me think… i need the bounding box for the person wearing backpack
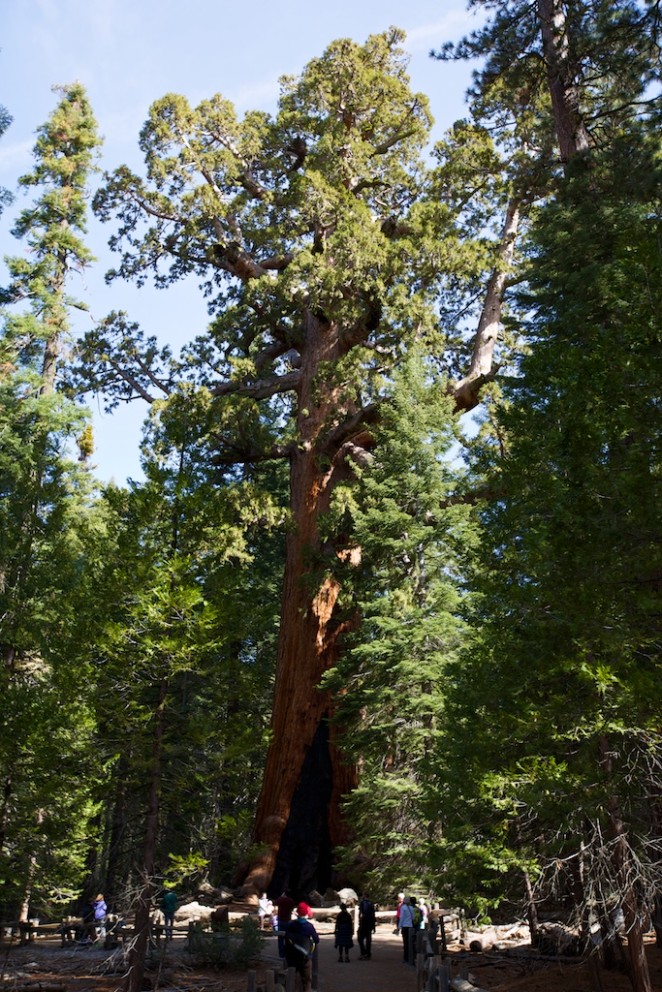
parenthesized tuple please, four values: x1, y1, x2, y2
(284, 902, 319, 992)
(358, 893, 376, 960)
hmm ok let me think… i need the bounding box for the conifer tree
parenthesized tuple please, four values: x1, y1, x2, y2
(0, 84, 104, 919)
(323, 351, 473, 896)
(437, 127, 661, 992)
(71, 30, 496, 893)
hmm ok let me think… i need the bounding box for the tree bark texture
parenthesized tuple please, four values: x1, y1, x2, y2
(538, 0, 591, 164)
(240, 312, 359, 895)
(453, 197, 521, 412)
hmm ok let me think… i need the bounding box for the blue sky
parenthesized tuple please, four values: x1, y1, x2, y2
(1, 0, 481, 484)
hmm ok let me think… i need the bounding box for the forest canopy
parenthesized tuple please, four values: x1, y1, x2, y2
(0, 5, 660, 992)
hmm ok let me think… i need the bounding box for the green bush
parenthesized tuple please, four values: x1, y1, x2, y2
(187, 916, 264, 968)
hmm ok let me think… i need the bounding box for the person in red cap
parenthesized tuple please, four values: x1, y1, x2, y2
(284, 903, 319, 992)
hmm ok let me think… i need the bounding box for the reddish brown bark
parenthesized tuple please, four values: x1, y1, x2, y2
(239, 311, 360, 895)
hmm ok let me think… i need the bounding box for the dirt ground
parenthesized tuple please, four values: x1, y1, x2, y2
(1, 922, 660, 992)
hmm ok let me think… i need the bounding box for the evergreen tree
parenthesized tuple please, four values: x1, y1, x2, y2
(70, 30, 495, 893)
(0, 83, 104, 921)
(323, 352, 473, 897)
(85, 403, 283, 991)
(437, 128, 661, 992)
(0, 101, 13, 217)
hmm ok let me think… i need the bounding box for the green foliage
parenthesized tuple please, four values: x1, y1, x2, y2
(0, 84, 107, 920)
(324, 351, 475, 894)
(433, 128, 662, 917)
(187, 915, 264, 968)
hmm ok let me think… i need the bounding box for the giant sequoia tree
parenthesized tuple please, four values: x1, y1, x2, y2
(74, 30, 503, 895)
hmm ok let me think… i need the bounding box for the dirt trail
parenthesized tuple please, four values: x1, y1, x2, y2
(1, 920, 660, 991)
(260, 921, 410, 992)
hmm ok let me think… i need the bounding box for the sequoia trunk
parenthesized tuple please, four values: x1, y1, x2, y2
(240, 312, 359, 895)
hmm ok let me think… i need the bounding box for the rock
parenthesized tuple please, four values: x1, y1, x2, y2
(175, 900, 213, 924)
(337, 887, 359, 906)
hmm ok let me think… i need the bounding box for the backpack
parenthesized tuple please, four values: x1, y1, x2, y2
(284, 922, 314, 963)
(412, 904, 422, 928)
(359, 899, 375, 927)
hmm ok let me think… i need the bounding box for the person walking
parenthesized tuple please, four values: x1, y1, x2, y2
(357, 893, 376, 959)
(276, 889, 296, 958)
(93, 894, 107, 942)
(284, 902, 319, 992)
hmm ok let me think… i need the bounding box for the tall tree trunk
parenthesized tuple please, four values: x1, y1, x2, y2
(598, 736, 652, 992)
(104, 754, 130, 907)
(18, 810, 43, 923)
(523, 867, 539, 948)
(538, 0, 592, 164)
(239, 312, 359, 895)
(124, 681, 167, 992)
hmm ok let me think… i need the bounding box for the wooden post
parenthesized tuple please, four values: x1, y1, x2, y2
(440, 915, 447, 954)
(416, 950, 425, 990)
(265, 969, 275, 992)
(246, 970, 256, 992)
(285, 966, 295, 992)
(426, 955, 440, 991)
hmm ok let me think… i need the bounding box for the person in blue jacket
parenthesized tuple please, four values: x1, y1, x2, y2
(93, 893, 107, 941)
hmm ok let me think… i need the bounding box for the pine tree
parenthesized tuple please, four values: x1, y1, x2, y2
(323, 351, 473, 896)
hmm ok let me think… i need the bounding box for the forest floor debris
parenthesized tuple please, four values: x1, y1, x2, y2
(1, 922, 660, 992)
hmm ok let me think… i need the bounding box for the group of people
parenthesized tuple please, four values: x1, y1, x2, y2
(394, 892, 429, 963)
(333, 894, 377, 961)
(261, 890, 378, 992)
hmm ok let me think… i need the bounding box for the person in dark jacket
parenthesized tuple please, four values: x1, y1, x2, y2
(284, 903, 319, 992)
(334, 903, 354, 962)
(358, 893, 376, 959)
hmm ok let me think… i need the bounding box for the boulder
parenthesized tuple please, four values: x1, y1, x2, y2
(174, 901, 214, 924)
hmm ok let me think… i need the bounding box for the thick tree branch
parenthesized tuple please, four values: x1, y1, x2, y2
(453, 196, 521, 411)
(210, 369, 301, 400)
